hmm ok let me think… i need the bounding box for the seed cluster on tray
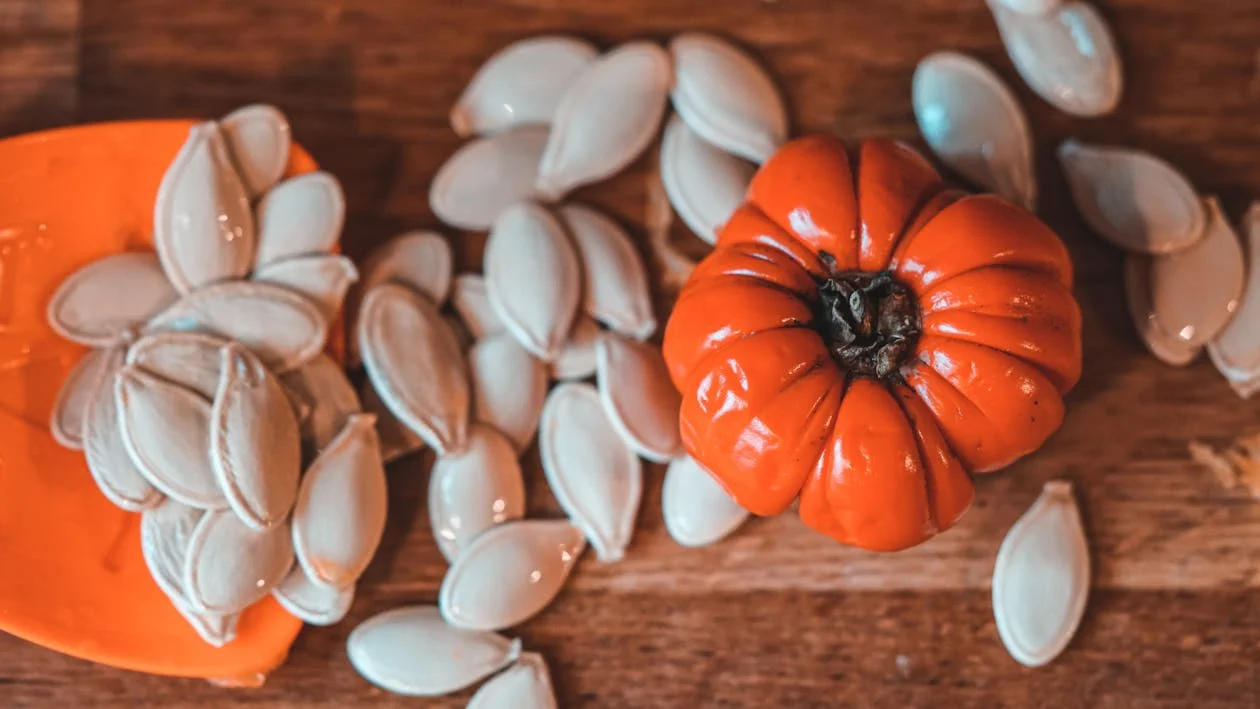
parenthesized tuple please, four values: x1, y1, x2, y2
(47, 105, 383, 644)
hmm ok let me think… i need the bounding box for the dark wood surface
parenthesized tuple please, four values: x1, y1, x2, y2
(2, 0, 1259, 706)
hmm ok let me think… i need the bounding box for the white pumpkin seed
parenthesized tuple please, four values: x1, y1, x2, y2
(83, 348, 164, 510)
(272, 565, 354, 626)
(428, 423, 526, 563)
(146, 280, 329, 373)
(660, 114, 755, 243)
(439, 519, 586, 631)
(359, 230, 454, 306)
(988, 0, 1122, 117)
(645, 157, 696, 291)
(539, 383, 642, 562)
(154, 122, 255, 294)
(1058, 140, 1206, 254)
(430, 127, 548, 230)
(139, 499, 205, 609)
(50, 347, 112, 449)
(1148, 197, 1244, 351)
(913, 52, 1036, 210)
(535, 42, 672, 200)
(125, 330, 230, 399)
(469, 334, 548, 453)
(173, 596, 239, 648)
(279, 353, 361, 452)
(292, 414, 387, 589)
(183, 507, 294, 615)
(348, 231, 454, 368)
(467, 652, 558, 709)
(253, 253, 358, 320)
(115, 366, 227, 509)
(358, 283, 470, 455)
(549, 314, 600, 381)
(47, 252, 178, 347)
(140, 499, 201, 604)
(993, 480, 1090, 667)
(252, 171, 346, 269)
(347, 605, 521, 697)
(558, 202, 656, 339)
(451, 35, 599, 137)
(997, 0, 1062, 14)
(220, 103, 291, 197)
(451, 273, 506, 340)
(1123, 254, 1201, 366)
(595, 333, 683, 463)
(484, 202, 581, 360)
(1208, 203, 1260, 396)
(668, 33, 786, 164)
(210, 344, 302, 530)
(358, 377, 424, 464)
(662, 456, 748, 547)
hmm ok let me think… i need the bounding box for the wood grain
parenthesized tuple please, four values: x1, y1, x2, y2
(1, 0, 1258, 706)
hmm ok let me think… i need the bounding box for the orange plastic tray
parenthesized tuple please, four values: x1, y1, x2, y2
(0, 120, 313, 679)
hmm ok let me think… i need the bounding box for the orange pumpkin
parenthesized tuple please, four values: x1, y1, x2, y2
(662, 136, 1081, 552)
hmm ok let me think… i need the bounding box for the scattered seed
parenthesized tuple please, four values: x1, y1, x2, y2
(535, 42, 672, 200)
(451, 273, 506, 340)
(595, 332, 684, 462)
(358, 283, 470, 455)
(1059, 140, 1205, 254)
(549, 314, 601, 381)
(439, 520, 586, 631)
(992, 480, 1089, 667)
(451, 35, 598, 137)
(913, 52, 1036, 210)
(429, 423, 526, 563)
(987, 0, 1122, 117)
(558, 202, 656, 339)
(469, 333, 548, 453)
(348, 605, 521, 697)
(538, 383, 642, 562)
(662, 456, 748, 547)
(430, 127, 548, 230)
(467, 652, 558, 709)
(668, 33, 786, 164)
(484, 202, 581, 360)
(660, 113, 756, 243)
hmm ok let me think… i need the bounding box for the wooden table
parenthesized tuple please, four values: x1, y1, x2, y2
(1, 0, 1257, 706)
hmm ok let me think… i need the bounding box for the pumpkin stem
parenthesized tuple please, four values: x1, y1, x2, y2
(816, 267, 921, 379)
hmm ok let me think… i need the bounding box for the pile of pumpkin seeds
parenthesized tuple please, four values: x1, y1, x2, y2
(48, 105, 383, 646)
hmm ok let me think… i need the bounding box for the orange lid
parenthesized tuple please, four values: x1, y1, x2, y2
(0, 120, 318, 679)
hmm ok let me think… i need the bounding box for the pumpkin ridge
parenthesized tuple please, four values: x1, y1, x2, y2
(923, 312, 1080, 393)
(903, 353, 1013, 467)
(889, 382, 947, 532)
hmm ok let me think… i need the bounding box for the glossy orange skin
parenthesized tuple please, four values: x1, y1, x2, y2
(663, 136, 1081, 552)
